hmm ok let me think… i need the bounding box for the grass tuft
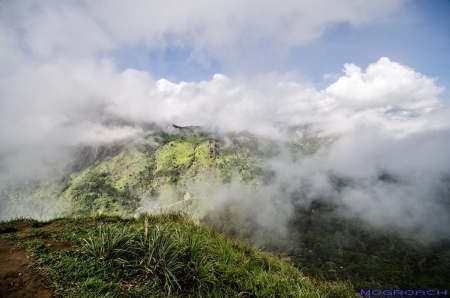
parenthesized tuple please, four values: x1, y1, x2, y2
(141, 225, 184, 294)
(82, 224, 138, 261)
(28, 228, 52, 238)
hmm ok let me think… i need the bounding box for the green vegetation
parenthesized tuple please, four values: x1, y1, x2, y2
(287, 201, 450, 290)
(1, 129, 293, 218)
(1, 212, 356, 297)
(38, 130, 280, 216)
(207, 199, 450, 290)
(28, 228, 52, 238)
(14, 129, 282, 217)
(1, 127, 448, 293)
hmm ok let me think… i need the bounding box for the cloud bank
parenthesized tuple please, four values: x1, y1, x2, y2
(1, 55, 447, 177)
(1, 0, 404, 61)
(0, 1, 449, 237)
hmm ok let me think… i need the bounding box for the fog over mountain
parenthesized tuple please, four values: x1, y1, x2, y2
(1, 1, 449, 239)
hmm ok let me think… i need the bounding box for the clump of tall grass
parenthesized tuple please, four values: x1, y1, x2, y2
(140, 224, 184, 295)
(80, 216, 220, 295)
(82, 224, 138, 260)
(138, 219, 217, 295)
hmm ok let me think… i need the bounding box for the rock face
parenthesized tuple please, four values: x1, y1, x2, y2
(71, 143, 125, 172)
(207, 140, 219, 159)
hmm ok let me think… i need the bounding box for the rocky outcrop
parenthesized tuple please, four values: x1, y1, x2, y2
(172, 124, 202, 132)
(207, 140, 219, 159)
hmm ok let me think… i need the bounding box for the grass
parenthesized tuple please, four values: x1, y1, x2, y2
(28, 228, 52, 238)
(82, 224, 138, 260)
(2, 212, 357, 297)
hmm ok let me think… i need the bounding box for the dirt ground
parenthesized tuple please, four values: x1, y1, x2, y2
(0, 237, 52, 298)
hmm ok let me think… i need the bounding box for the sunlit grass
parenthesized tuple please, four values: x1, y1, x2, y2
(4, 211, 357, 297)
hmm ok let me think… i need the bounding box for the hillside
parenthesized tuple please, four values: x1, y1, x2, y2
(1, 127, 449, 292)
(0, 212, 356, 297)
(1, 127, 285, 218)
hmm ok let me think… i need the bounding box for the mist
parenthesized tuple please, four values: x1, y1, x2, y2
(1, 1, 449, 245)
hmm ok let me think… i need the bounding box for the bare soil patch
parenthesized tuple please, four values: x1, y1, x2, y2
(0, 238, 52, 298)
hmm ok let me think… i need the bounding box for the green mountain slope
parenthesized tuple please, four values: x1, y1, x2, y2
(58, 129, 281, 216)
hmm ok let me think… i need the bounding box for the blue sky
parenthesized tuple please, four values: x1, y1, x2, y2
(296, 1, 450, 93)
(112, 0, 450, 99)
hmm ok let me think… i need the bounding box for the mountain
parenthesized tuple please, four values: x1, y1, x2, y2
(0, 125, 449, 292)
(1, 126, 285, 217)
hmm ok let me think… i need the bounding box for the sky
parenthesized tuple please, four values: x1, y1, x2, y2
(2, 0, 448, 141)
(110, 1, 450, 95)
(1, 0, 450, 233)
(2, 1, 449, 85)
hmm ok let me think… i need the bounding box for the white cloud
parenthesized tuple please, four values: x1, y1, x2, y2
(326, 57, 443, 112)
(0, 0, 404, 62)
(105, 58, 446, 140)
(0, 56, 446, 161)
